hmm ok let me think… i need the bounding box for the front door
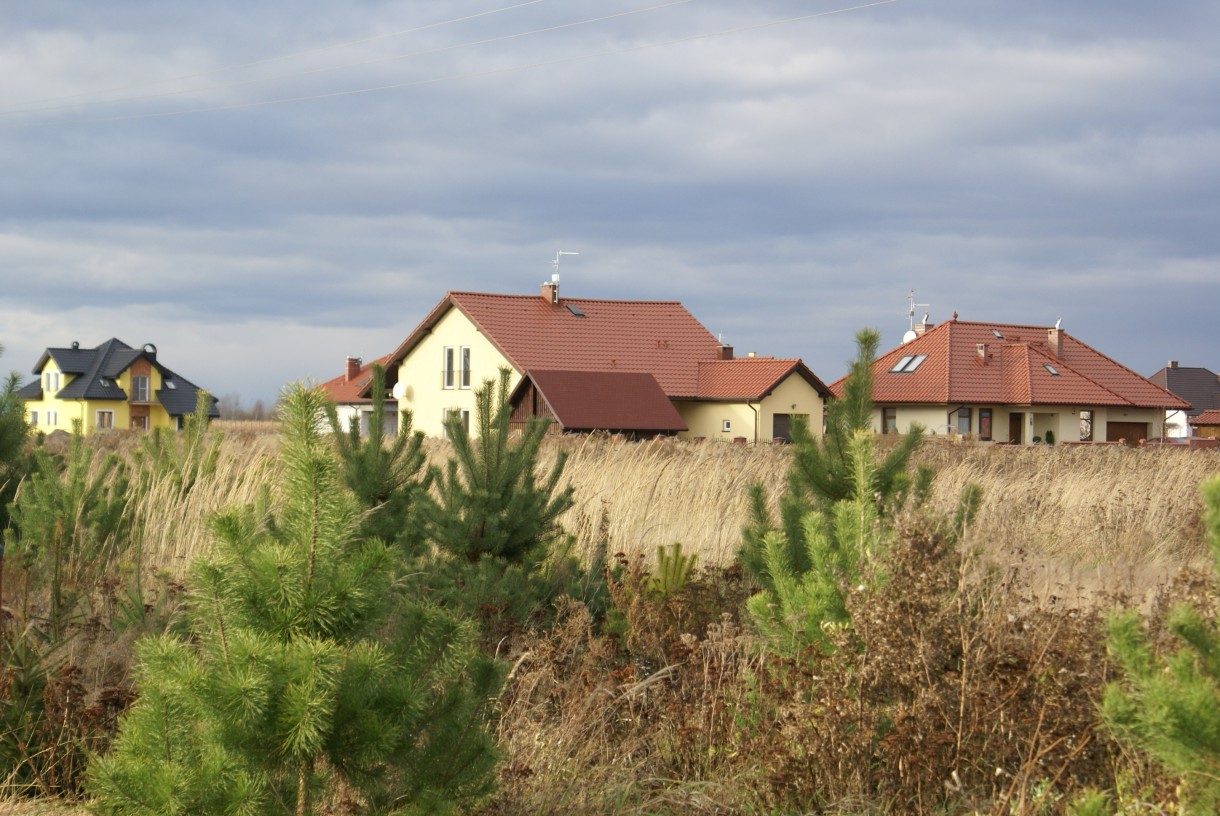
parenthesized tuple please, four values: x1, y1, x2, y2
(1008, 413, 1023, 444)
(772, 413, 792, 443)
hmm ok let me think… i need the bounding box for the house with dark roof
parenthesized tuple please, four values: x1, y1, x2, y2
(829, 318, 1190, 445)
(18, 338, 218, 434)
(372, 279, 831, 441)
(1147, 362, 1220, 438)
(318, 354, 398, 436)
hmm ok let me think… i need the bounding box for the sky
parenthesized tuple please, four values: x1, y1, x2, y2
(2, 0, 1217, 408)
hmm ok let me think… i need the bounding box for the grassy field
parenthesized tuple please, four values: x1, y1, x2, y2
(6, 425, 1219, 814)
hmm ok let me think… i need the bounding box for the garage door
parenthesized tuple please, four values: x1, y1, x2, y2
(1106, 421, 1149, 446)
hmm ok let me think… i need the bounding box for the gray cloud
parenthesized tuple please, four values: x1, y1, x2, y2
(2, 0, 1217, 405)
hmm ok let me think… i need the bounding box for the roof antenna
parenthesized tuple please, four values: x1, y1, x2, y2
(903, 289, 930, 344)
(551, 250, 579, 283)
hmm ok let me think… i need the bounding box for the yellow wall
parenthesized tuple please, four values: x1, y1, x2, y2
(676, 374, 826, 442)
(25, 357, 176, 434)
(395, 306, 516, 437)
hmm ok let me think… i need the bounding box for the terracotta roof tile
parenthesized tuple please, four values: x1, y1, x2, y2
(319, 354, 393, 405)
(1190, 409, 1220, 426)
(694, 358, 830, 400)
(387, 292, 725, 398)
(831, 320, 1189, 410)
(516, 369, 687, 432)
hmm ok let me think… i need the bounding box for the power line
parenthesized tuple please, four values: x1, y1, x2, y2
(10, 0, 898, 128)
(3, 0, 695, 119)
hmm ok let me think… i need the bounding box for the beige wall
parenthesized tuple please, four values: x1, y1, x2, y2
(395, 306, 516, 437)
(875, 404, 1169, 445)
(676, 374, 826, 442)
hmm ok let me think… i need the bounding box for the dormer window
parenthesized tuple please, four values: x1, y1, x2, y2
(889, 354, 928, 374)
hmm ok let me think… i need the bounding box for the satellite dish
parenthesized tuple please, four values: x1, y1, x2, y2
(391, 381, 406, 400)
(902, 330, 918, 344)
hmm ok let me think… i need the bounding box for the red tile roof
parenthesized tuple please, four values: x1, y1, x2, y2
(692, 358, 831, 401)
(1190, 409, 1220, 426)
(830, 320, 1190, 410)
(386, 291, 726, 398)
(513, 369, 687, 432)
(319, 354, 393, 405)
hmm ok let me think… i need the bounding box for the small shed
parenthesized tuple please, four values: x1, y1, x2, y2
(509, 369, 687, 438)
(1190, 409, 1220, 438)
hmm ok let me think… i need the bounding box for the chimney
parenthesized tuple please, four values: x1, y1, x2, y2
(915, 321, 932, 337)
(345, 356, 362, 382)
(541, 273, 559, 304)
(1047, 326, 1062, 357)
(976, 343, 987, 362)
(747, 351, 757, 358)
(1169, 360, 1179, 369)
(719, 344, 734, 360)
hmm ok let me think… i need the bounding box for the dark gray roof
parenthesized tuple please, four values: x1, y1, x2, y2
(1148, 365, 1220, 418)
(22, 338, 219, 418)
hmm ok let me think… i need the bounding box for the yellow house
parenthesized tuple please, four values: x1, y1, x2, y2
(19, 338, 219, 434)
(370, 281, 831, 440)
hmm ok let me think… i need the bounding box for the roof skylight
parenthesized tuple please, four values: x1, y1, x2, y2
(565, 304, 586, 318)
(1044, 363, 1060, 376)
(888, 354, 928, 374)
(991, 329, 1005, 339)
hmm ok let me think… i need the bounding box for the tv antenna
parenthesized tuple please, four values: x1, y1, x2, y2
(906, 289, 930, 331)
(551, 250, 579, 280)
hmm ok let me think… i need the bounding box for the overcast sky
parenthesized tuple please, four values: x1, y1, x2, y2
(2, 1, 1217, 407)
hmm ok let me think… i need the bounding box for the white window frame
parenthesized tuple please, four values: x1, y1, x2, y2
(443, 407, 471, 439)
(96, 410, 114, 430)
(45, 371, 60, 393)
(460, 346, 471, 389)
(47, 409, 58, 427)
(29, 410, 38, 427)
(443, 346, 456, 389)
(721, 419, 732, 433)
(131, 375, 150, 401)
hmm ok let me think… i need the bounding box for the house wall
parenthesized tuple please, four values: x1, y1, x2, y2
(396, 307, 516, 437)
(676, 375, 826, 442)
(677, 401, 758, 442)
(874, 404, 1168, 444)
(24, 358, 69, 432)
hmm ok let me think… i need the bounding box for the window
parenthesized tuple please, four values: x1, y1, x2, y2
(47, 410, 58, 427)
(1043, 363, 1060, 376)
(882, 407, 897, 434)
(96, 410, 114, 430)
(888, 354, 927, 373)
(979, 409, 992, 441)
(443, 347, 455, 389)
(460, 346, 471, 389)
(722, 419, 732, 433)
(44, 371, 60, 393)
(1079, 410, 1093, 442)
(131, 375, 150, 401)
(991, 329, 1005, 340)
(955, 407, 972, 435)
(29, 410, 38, 427)
(443, 408, 470, 439)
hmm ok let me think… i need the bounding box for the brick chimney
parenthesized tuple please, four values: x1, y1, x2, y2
(915, 320, 932, 337)
(1047, 326, 1062, 357)
(345, 356, 362, 382)
(1169, 360, 1179, 369)
(541, 274, 559, 304)
(719, 344, 734, 360)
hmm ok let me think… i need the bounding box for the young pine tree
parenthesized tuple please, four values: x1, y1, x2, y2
(418, 367, 573, 564)
(0, 342, 31, 533)
(325, 363, 428, 551)
(740, 327, 925, 586)
(88, 384, 500, 816)
(1103, 475, 1220, 812)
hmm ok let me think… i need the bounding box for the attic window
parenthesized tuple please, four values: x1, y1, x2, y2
(565, 304, 586, 318)
(889, 354, 927, 374)
(1044, 363, 1061, 376)
(991, 329, 1005, 339)
(165, 380, 177, 389)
